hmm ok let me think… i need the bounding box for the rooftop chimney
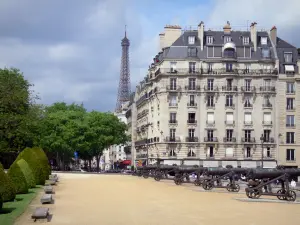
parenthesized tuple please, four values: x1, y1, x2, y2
(223, 21, 231, 34)
(198, 21, 204, 51)
(270, 26, 277, 47)
(159, 33, 165, 51)
(250, 22, 257, 52)
(163, 25, 182, 48)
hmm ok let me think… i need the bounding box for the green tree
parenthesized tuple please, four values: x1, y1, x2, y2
(82, 111, 129, 172)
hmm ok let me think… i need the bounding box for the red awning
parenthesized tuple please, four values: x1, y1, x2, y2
(121, 160, 131, 165)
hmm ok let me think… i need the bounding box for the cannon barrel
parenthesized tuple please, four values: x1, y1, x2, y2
(157, 165, 177, 170)
(177, 166, 206, 173)
(204, 168, 249, 176)
(246, 168, 300, 180)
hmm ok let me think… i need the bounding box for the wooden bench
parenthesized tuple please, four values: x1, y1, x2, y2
(31, 207, 49, 222)
(44, 185, 54, 194)
(40, 194, 53, 204)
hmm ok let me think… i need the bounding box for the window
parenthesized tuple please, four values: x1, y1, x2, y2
(263, 96, 271, 107)
(189, 62, 196, 73)
(226, 95, 233, 107)
(286, 98, 295, 110)
(263, 112, 271, 124)
(243, 36, 249, 45)
(261, 37, 267, 45)
(244, 112, 252, 124)
(246, 147, 251, 158)
(245, 79, 251, 91)
(265, 147, 271, 158)
(226, 79, 233, 90)
(224, 49, 235, 58)
(169, 95, 177, 106)
(207, 36, 213, 44)
(263, 130, 271, 142)
(188, 47, 197, 57)
(169, 149, 177, 157)
(188, 129, 195, 138)
(226, 63, 233, 72)
(188, 36, 195, 45)
(170, 129, 176, 140)
(284, 52, 293, 63)
(170, 62, 177, 73)
(244, 130, 251, 142)
(170, 78, 176, 90)
(207, 95, 214, 107)
(207, 146, 214, 158)
(286, 149, 295, 161)
(188, 113, 196, 123)
(226, 129, 233, 141)
(226, 112, 233, 124)
(245, 64, 251, 73)
(286, 82, 295, 94)
(263, 79, 271, 87)
(207, 130, 214, 141)
(262, 48, 270, 58)
(208, 63, 213, 72)
(207, 112, 214, 124)
(224, 36, 231, 43)
(244, 96, 252, 108)
(189, 95, 195, 105)
(225, 148, 234, 157)
(169, 113, 176, 123)
(286, 132, 295, 144)
(207, 79, 214, 90)
(187, 148, 196, 157)
(188, 78, 196, 90)
(286, 115, 295, 127)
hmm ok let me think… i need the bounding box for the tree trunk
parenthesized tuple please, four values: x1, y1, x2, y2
(96, 155, 100, 173)
(88, 159, 92, 172)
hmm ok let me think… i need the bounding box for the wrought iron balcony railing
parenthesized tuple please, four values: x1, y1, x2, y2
(223, 137, 236, 142)
(204, 137, 218, 142)
(185, 137, 199, 142)
(241, 137, 256, 143)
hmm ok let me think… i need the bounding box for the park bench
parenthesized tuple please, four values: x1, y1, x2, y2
(44, 186, 54, 194)
(31, 207, 50, 222)
(40, 194, 53, 204)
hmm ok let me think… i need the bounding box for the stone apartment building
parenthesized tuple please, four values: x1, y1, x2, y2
(126, 21, 300, 168)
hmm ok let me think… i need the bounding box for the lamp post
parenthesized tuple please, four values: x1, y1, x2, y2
(260, 134, 264, 168)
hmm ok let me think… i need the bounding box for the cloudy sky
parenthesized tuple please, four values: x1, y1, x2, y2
(1, 0, 299, 111)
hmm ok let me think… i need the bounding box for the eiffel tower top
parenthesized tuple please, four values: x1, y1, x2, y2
(121, 25, 130, 46)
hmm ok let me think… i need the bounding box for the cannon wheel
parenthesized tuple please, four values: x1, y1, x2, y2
(250, 190, 261, 199)
(194, 180, 201, 186)
(226, 183, 240, 192)
(286, 190, 297, 202)
(202, 181, 213, 190)
(246, 190, 252, 198)
(154, 176, 161, 181)
(276, 189, 287, 200)
(143, 173, 149, 179)
(174, 178, 182, 185)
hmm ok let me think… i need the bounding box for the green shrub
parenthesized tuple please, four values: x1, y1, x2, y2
(31, 147, 51, 177)
(0, 194, 2, 210)
(16, 148, 45, 185)
(0, 163, 16, 202)
(17, 159, 35, 188)
(8, 160, 28, 194)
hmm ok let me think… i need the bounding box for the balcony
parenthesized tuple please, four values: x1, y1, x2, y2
(225, 103, 235, 109)
(166, 85, 181, 92)
(244, 121, 253, 125)
(262, 103, 272, 109)
(185, 137, 199, 142)
(259, 86, 276, 92)
(244, 103, 253, 108)
(187, 120, 197, 125)
(263, 137, 275, 144)
(187, 102, 197, 107)
(286, 123, 295, 128)
(206, 104, 215, 109)
(169, 103, 178, 107)
(241, 86, 256, 92)
(204, 137, 218, 142)
(241, 137, 256, 143)
(165, 136, 181, 142)
(200, 68, 278, 76)
(185, 85, 200, 91)
(154, 68, 201, 75)
(262, 121, 272, 126)
(222, 86, 238, 92)
(135, 139, 148, 146)
(206, 120, 215, 127)
(169, 120, 177, 124)
(286, 105, 295, 111)
(204, 86, 219, 92)
(223, 137, 236, 143)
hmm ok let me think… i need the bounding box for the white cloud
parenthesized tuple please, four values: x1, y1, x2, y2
(48, 44, 87, 62)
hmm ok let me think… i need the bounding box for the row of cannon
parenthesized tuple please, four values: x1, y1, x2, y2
(132, 165, 300, 202)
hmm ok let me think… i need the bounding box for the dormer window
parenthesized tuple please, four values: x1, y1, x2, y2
(262, 48, 270, 58)
(261, 37, 267, 45)
(224, 36, 231, 43)
(243, 37, 249, 45)
(188, 36, 195, 45)
(207, 36, 213, 44)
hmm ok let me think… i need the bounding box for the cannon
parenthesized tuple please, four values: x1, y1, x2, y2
(201, 167, 250, 192)
(138, 165, 158, 178)
(173, 166, 206, 186)
(245, 168, 300, 201)
(153, 165, 178, 181)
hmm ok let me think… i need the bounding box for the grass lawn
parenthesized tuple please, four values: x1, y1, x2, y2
(0, 185, 42, 225)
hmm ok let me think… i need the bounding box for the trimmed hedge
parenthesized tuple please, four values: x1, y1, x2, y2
(0, 163, 16, 202)
(31, 147, 51, 177)
(16, 148, 45, 185)
(8, 160, 28, 194)
(17, 159, 35, 188)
